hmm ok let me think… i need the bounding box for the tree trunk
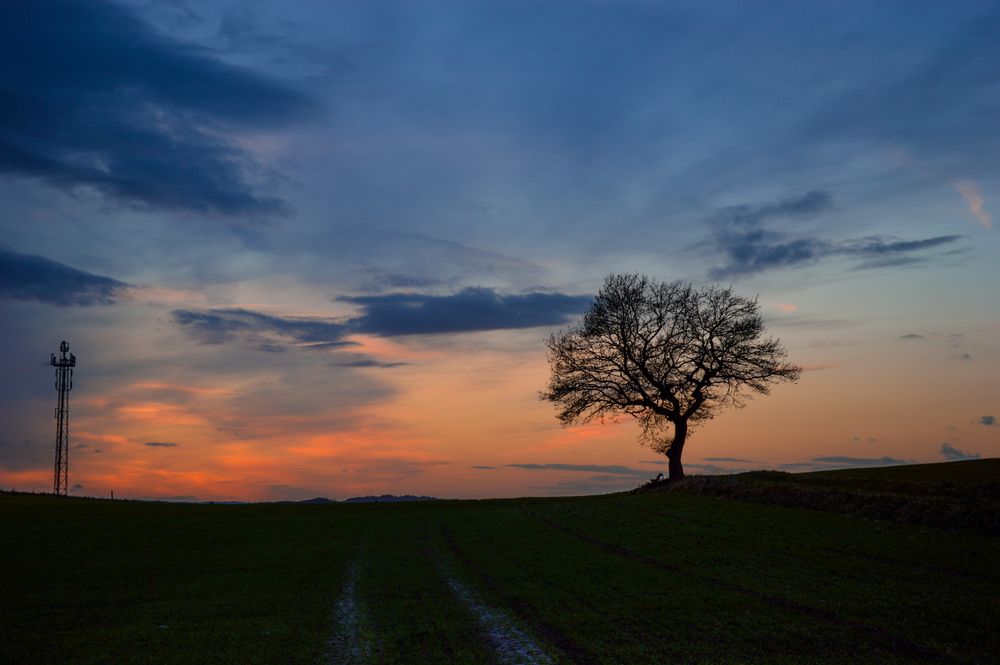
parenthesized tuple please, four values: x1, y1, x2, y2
(666, 418, 688, 480)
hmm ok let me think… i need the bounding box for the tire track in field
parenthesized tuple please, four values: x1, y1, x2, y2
(440, 527, 599, 665)
(520, 506, 948, 662)
(325, 541, 374, 665)
(434, 543, 554, 665)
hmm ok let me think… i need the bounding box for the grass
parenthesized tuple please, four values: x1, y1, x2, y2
(658, 458, 1000, 533)
(2, 460, 998, 664)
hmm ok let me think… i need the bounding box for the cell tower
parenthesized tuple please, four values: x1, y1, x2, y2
(51, 340, 76, 496)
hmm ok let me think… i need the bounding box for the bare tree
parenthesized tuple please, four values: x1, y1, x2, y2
(542, 274, 800, 480)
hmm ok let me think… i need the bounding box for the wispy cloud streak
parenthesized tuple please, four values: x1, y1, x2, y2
(707, 191, 962, 278)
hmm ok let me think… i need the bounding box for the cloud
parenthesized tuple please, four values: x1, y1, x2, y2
(979, 415, 996, 426)
(338, 287, 591, 336)
(800, 363, 840, 372)
(0, 0, 317, 218)
(899, 333, 924, 340)
(505, 463, 648, 477)
(173, 286, 590, 351)
(940, 443, 981, 461)
(331, 358, 409, 369)
(171, 308, 353, 351)
(723, 190, 835, 225)
(144, 441, 179, 448)
(706, 190, 832, 278)
(0, 246, 129, 305)
(707, 191, 962, 278)
(848, 236, 964, 271)
(352, 269, 445, 293)
(812, 456, 909, 466)
(954, 181, 993, 229)
(703, 457, 760, 463)
(470, 465, 496, 469)
(780, 456, 911, 472)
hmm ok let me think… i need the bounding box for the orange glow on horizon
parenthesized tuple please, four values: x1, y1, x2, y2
(4, 318, 998, 502)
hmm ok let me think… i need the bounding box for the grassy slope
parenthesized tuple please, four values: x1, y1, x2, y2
(2, 460, 998, 664)
(662, 458, 1000, 534)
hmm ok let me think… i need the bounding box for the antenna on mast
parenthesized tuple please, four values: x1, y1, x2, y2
(50, 341, 76, 496)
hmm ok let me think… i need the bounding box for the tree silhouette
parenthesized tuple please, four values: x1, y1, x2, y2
(542, 274, 800, 480)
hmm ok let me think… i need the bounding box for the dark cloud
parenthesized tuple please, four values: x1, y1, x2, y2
(338, 287, 591, 336)
(940, 443, 981, 461)
(812, 456, 910, 466)
(716, 190, 835, 227)
(703, 457, 760, 463)
(707, 191, 962, 278)
(899, 333, 924, 340)
(0, 246, 129, 305)
(173, 287, 589, 351)
(980, 415, 996, 426)
(846, 237, 962, 255)
(707, 191, 831, 278)
(171, 308, 352, 351)
(470, 465, 496, 469)
(0, 0, 317, 218)
(353, 269, 445, 293)
(780, 456, 911, 472)
(506, 463, 648, 477)
(144, 441, 179, 448)
(331, 358, 409, 369)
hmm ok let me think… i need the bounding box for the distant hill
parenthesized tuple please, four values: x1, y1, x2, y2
(343, 494, 439, 503)
(298, 497, 336, 504)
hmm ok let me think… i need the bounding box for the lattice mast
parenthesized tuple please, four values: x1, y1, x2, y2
(51, 341, 76, 496)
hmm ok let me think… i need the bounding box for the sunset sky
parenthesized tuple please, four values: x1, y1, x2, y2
(1, 0, 997, 501)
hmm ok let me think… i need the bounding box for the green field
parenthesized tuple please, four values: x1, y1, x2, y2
(3, 461, 998, 664)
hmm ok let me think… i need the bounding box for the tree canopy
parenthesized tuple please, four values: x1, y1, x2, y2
(542, 274, 800, 479)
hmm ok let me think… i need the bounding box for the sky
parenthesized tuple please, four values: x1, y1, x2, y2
(1, 0, 997, 501)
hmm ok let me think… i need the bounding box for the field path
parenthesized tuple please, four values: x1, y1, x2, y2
(325, 541, 374, 665)
(435, 554, 554, 665)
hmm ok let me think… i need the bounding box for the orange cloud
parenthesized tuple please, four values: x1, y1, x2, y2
(115, 402, 210, 427)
